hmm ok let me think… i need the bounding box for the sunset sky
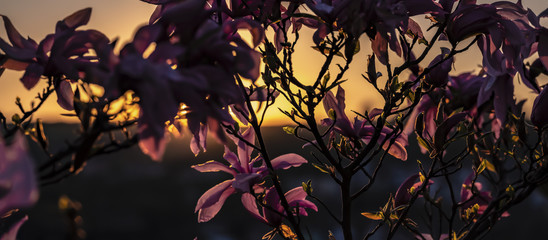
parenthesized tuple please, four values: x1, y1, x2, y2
(0, 0, 546, 126)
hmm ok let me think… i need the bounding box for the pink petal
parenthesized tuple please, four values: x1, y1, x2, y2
(196, 180, 235, 222)
(2, 58, 28, 71)
(271, 153, 308, 170)
(0, 215, 28, 240)
(284, 187, 307, 202)
(195, 180, 234, 212)
(241, 193, 267, 223)
(372, 32, 388, 65)
(232, 173, 261, 192)
(223, 18, 265, 48)
(0, 132, 39, 216)
(383, 140, 408, 161)
(1, 16, 36, 49)
(223, 147, 244, 172)
(133, 25, 162, 55)
(55, 80, 74, 110)
(138, 127, 168, 161)
(237, 128, 255, 172)
(20, 63, 44, 90)
(63, 8, 92, 29)
(192, 160, 236, 175)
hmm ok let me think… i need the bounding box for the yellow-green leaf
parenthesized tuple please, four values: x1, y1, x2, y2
(361, 212, 383, 220)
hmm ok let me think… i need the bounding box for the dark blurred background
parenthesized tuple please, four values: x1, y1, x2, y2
(10, 124, 548, 240)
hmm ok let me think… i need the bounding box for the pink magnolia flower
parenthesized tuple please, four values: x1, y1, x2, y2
(322, 86, 408, 161)
(0, 9, 111, 110)
(101, 0, 265, 160)
(241, 186, 318, 227)
(0, 132, 39, 216)
(192, 128, 308, 222)
(425, 48, 453, 87)
(393, 174, 433, 209)
(460, 174, 509, 218)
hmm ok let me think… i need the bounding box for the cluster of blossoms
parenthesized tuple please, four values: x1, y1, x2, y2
(192, 128, 315, 223)
(1, 0, 548, 239)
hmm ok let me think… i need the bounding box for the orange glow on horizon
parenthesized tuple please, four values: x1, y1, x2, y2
(1, 0, 547, 126)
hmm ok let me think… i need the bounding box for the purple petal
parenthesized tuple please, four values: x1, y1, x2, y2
(0, 215, 28, 240)
(394, 174, 420, 207)
(284, 186, 307, 202)
(133, 24, 162, 55)
(20, 63, 44, 90)
(2, 58, 28, 71)
(406, 18, 424, 39)
(62, 8, 92, 29)
(335, 86, 346, 111)
(241, 193, 267, 223)
(223, 146, 244, 172)
(197, 183, 235, 222)
(323, 89, 355, 137)
(223, 18, 265, 48)
(190, 124, 207, 155)
(232, 173, 262, 192)
(192, 160, 236, 175)
(372, 32, 388, 65)
(384, 140, 408, 161)
(433, 112, 467, 151)
(0, 132, 39, 216)
(263, 187, 282, 225)
(236, 128, 255, 173)
(460, 173, 475, 203)
(0, 38, 36, 62)
(138, 122, 168, 161)
(55, 80, 74, 110)
(1, 16, 36, 50)
(285, 187, 318, 213)
(195, 179, 234, 212)
(271, 153, 308, 170)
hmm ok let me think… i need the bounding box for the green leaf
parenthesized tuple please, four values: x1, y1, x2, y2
(11, 113, 21, 124)
(476, 159, 486, 174)
(283, 126, 295, 135)
(328, 108, 336, 120)
(322, 72, 330, 87)
(361, 212, 383, 220)
(301, 180, 313, 194)
(312, 163, 330, 174)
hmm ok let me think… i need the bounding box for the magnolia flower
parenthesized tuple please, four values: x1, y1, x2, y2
(460, 174, 509, 218)
(192, 128, 307, 222)
(393, 174, 433, 209)
(103, 0, 265, 160)
(0, 132, 39, 216)
(0, 9, 111, 110)
(425, 48, 453, 87)
(241, 186, 317, 227)
(322, 86, 408, 160)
